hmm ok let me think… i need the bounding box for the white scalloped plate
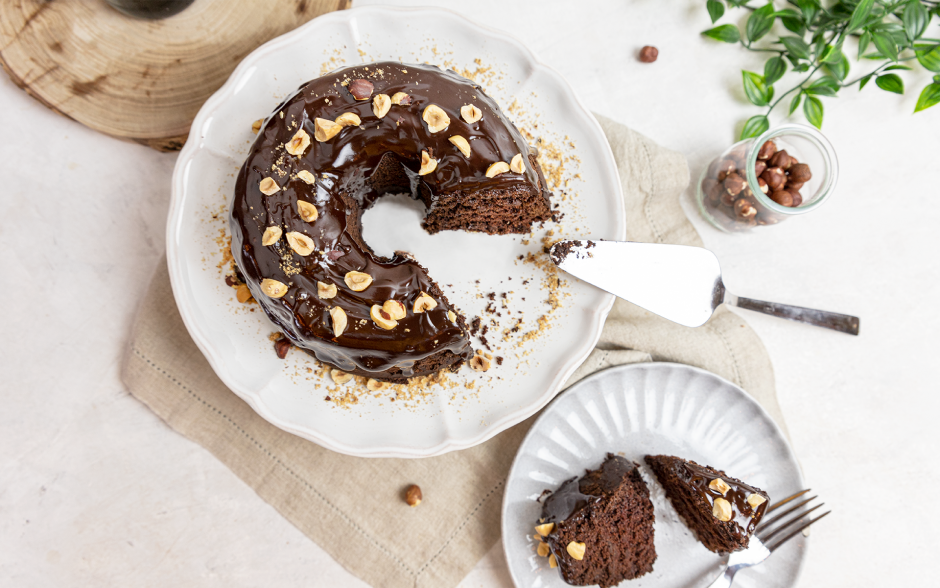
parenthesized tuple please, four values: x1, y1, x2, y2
(167, 6, 625, 457)
(502, 363, 807, 588)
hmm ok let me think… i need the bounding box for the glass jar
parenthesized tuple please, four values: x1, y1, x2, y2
(696, 124, 838, 232)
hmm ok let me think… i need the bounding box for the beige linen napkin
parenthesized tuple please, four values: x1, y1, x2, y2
(122, 115, 783, 588)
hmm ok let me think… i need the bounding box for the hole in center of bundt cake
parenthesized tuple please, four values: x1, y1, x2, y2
(359, 194, 428, 259)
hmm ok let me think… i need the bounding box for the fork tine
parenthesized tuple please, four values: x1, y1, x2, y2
(760, 503, 824, 543)
(766, 488, 811, 513)
(766, 510, 831, 552)
(758, 495, 818, 532)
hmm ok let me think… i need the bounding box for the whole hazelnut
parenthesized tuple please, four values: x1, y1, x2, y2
(790, 191, 803, 207)
(788, 163, 812, 183)
(757, 177, 769, 194)
(734, 198, 757, 219)
(761, 167, 786, 191)
(348, 78, 374, 100)
(702, 178, 722, 204)
(753, 159, 767, 177)
(723, 172, 747, 196)
(720, 190, 736, 207)
(638, 45, 659, 63)
(712, 158, 736, 181)
(404, 484, 422, 507)
(757, 140, 777, 160)
(757, 212, 781, 225)
(768, 149, 792, 171)
(786, 180, 804, 191)
(770, 190, 793, 207)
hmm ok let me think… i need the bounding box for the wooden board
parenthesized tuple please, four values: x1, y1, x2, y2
(0, 0, 350, 151)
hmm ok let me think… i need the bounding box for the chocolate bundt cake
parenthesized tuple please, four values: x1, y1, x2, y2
(537, 454, 656, 587)
(230, 61, 552, 382)
(645, 455, 770, 553)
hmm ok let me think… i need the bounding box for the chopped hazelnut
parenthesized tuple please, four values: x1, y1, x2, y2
(367, 378, 389, 391)
(370, 304, 398, 330)
(422, 104, 450, 133)
(235, 284, 253, 303)
(709, 478, 732, 496)
(469, 354, 491, 372)
(259, 177, 280, 195)
(286, 129, 311, 156)
(537, 542, 550, 557)
(460, 104, 482, 124)
(334, 112, 361, 127)
(486, 161, 510, 178)
(274, 337, 292, 359)
(261, 226, 282, 246)
(330, 369, 352, 385)
(329, 306, 347, 337)
(314, 117, 342, 142)
(413, 292, 438, 313)
(549, 553, 558, 568)
(344, 271, 373, 292)
(297, 200, 318, 223)
(251, 118, 263, 134)
(418, 150, 438, 175)
(348, 78, 374, 100)
(447, 310, 457, 323)
(712, 497, 733, 522)
(535, 523, 555, 536)
(261, 278, 288, 299)
(382, 299, 406, 321)
(391, 91, 412, 105)
(296, 170, 316, 184)
(747, 493, 767, 509)
(286, 231, 315, 256)
(317, 281, 337, 299)
(404, 484, 422, 507)
(448, 135, 472, 158)
(373, 93, 391, 118)
(566, 541, 586, 561)
(510, 153, 526, 174)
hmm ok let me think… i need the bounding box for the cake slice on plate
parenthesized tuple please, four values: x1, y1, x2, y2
(537, 453, 656, 587)
(644, 454, 770, 554)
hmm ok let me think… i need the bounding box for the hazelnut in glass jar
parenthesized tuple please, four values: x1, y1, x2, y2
(696, 124, 838, 232)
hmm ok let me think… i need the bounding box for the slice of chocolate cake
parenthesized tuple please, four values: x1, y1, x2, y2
(645, 455, 770, 554)
(537, 454, 656, 587)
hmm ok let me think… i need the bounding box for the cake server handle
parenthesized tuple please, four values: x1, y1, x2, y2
(724, 292, 860, 336)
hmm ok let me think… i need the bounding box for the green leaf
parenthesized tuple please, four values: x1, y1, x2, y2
(846, 0, 874, 34)
(742, 70, 773, 106)
(747, 3, 776, 43)
(859, 75, 872, 90)
(857, 31, 871, 59)
(706, 0, 725, 24)
(916, 44, 940, 72)
(883, 65, 912, 72)
(914, 82, 940, 112)
(903, 0, 929, 42)
(803, 95, 824, 128)
(796, 0, 820, 25)
(872, 32, 899, 62)
(789, 91, 803, 114)
(740, 115, 770, 140)
(777, 9, 805, 34)
(702, 24, 741, 44)
(806, 76, 840, 96)
(764, 56, 787, 85)
(875, 73, 904, 94)
(818, 42, 845, 64)
(826, 52, 851, 81)
(780, 36, 811, 60)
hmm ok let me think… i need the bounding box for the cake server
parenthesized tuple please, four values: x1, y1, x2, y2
(549, 240, 859, 335)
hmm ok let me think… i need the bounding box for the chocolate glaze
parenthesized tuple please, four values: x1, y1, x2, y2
(540, 454, 638, 524)
(230, 62, 547, 377)
(663, 458, 769, 535)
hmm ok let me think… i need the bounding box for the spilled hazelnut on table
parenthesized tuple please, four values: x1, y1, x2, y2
(404, 484, 422, 507)
(638, 45, 659, 63)
(274, 336, 292, 359)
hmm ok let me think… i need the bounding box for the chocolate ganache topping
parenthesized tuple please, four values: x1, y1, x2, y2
(230, 61, 547, 378)
(668, 459, 769, 535)
(540, 455, 639, 524)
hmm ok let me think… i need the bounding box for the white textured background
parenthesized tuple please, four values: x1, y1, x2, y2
(1, 0, 937, 586)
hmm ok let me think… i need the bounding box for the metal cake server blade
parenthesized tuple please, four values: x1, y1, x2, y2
(549, 240, 859, 336)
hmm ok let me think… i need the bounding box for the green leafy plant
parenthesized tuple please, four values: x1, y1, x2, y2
(702, 0, 940, 139)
